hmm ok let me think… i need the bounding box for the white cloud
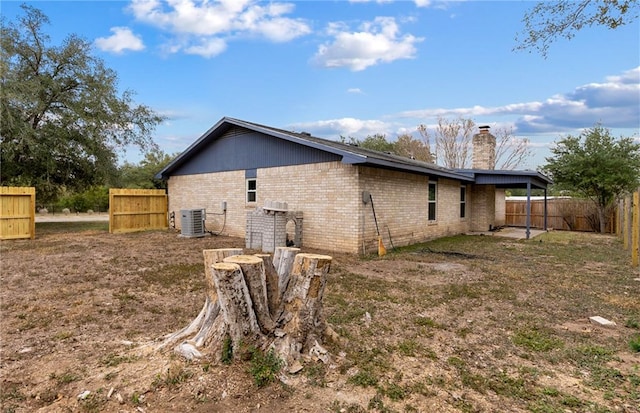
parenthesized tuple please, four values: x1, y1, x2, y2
(128, 0, 310, 57)
(396, 67, 640, 134)
(312, 17, 423, 71)
(348, 0, 395, 3)
(347, 88, 364, 94)
(184, 37, 227, 58)
(289, 118, 391, 138)
(414, 0, 431, 7)
(94, 27, 145, 54)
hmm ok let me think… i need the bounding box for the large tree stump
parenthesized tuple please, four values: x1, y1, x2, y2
(156, 248, 242, 359)
(156, 247, 333, 369)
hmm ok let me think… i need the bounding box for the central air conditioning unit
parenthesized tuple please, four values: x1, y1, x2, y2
(180, 208, 206, 238)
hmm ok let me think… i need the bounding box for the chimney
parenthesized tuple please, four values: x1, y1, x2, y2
(472, 125, 496, 170)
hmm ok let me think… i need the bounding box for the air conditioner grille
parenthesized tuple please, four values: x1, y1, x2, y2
(180, 209, 206, 237)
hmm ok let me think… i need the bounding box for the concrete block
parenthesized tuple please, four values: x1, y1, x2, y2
(589, 316, 616, 327)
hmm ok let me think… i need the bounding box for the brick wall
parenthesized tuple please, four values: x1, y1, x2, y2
(168, 161, 477, 254)
(246, 208, 288, 252)
(259, 162, 360, 252)
(469, 184, 497, 231)
(472, 129, 496, 170)
(495, 189, 506, 227)
(359, 168, 470, 254)
(167, 170, 246, 236)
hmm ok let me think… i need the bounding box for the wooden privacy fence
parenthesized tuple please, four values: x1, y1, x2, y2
(109, 188, 168, 234)
(618, 188, 640, 267)
(0, 187, 36, 240)
(505, 198, 616, 233)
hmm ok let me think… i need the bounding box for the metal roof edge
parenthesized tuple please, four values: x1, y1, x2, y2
(226, 118, 368, 163)
(155, 117, 234, 179)
(455, 169, 553, 184)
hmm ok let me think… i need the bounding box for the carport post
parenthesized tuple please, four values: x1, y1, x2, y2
(544, 188, 548, 231)
(525, 181, 531, 239)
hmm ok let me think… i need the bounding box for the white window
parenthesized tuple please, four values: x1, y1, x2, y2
(460, 185, 466, 218)
(428, 181, 437, 221)
(246, 179, 257, 203)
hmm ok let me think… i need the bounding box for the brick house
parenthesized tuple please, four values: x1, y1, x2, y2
(156, 117, 551, 254)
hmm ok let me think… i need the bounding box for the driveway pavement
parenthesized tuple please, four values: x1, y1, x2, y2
(35, 213, 110, 222)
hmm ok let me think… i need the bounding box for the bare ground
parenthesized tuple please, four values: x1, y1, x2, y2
(1, 224, 638, 413)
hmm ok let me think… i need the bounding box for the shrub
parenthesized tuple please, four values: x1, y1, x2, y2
(249, 348, 282, 388)
(630, 335, 640, 353)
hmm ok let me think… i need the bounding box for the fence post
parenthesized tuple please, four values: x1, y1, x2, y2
(633, 190, 639, 267)
(623, 197, 630, 250)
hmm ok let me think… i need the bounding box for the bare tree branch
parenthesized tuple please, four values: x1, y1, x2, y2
(515, 0, 639, 58)
(494, 126, 533, 170)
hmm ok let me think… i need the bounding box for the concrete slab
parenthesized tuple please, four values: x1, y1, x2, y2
(589, 316, 617, 327)
(467, 227, 546, 240)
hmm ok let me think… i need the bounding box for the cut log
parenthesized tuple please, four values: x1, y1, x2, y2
(222, 255, 275, 333)
(156, 248, 241, 355)
(274, 253, 332, 363)
(212, 261, 263, 350)
(155, 247, 334, 371)
(272, 247, 300, 301)
(254, 254, 280, 320)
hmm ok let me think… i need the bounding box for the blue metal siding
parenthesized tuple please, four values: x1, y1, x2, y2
(171, 126, 342, 176)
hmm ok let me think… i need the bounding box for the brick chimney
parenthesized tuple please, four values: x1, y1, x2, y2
(472, 125, 496, 170)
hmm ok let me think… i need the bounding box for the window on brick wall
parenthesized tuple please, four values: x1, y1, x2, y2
(246, 178, 257, 203)
(460, 185, 466, 218)
(428, 181, 437, 221)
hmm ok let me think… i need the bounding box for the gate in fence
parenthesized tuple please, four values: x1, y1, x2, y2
(109, 188, 168, 234)
(0, 187, 36, 240)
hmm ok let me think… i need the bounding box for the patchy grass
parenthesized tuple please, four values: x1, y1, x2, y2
(36, 221, 109, 234)
(2, 227, 637, 412)
(325, 231, 638, 411)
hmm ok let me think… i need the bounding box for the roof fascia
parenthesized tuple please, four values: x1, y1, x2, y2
(363, 159, 475, 181)
(155, 117, 231, 179)
(228, 118, 368, 164)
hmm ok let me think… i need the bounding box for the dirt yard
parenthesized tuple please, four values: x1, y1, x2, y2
(1, 222, 638, 413)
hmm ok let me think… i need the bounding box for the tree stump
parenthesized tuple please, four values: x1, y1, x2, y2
(157, 247, 333, 369)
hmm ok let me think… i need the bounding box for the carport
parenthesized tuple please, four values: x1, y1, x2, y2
(458, 170, 553, 239)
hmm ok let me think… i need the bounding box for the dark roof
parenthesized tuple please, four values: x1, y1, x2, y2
(156, 117, 474, 181)
(156, 117, 551, 189)
(456, 169, 552, 189)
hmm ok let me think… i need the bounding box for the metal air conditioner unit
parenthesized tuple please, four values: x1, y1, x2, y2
(180, 208, 206, 238)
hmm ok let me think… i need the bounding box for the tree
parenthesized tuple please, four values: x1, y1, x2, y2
(418, 117, 475, 168)
(0, 5, 164, 204)
(494, 126, 533, 170)
(157, 248, 336, 374)
(515, 0, 640, 57)
(341, 133, 433, 162)
(118, 149, 176, 189)
(418, 117, 531, 169)
(394, 133, 434, 162)
(541, 125, 640, 233)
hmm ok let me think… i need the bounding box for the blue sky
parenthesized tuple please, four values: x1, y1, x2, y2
(2, 0, 639, 169)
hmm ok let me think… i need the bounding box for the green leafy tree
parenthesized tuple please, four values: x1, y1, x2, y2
(393, 133, 434, 162)
(358, 133, 396, 153)
(341, 133, 433, 162)
(516, 0, 640, 57)
(118, 149, 176, 189)
(542, 125, 640, 233)
(0, 5, 164, 204)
